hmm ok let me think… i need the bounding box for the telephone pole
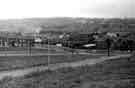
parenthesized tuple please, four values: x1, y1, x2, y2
(47, 36, 50, 68)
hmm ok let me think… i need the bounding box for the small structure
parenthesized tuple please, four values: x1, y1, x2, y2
(56, 43, 62, 47)
(83, 44, 96, 48)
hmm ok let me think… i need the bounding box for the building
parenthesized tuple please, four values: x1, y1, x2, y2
(0, 32, 34, 47)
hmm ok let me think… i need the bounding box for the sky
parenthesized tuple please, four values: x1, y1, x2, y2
(0, 0, 133, 19)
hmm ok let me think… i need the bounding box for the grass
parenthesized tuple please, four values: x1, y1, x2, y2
(0, 46, 107, 71)
(0, 55, 134, 88)
(0, 47, 65, 54)
(0, 54, 102, 71)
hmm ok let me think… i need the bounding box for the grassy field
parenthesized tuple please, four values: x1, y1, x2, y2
(0, 54, 103, 71)
(0, 46, 113, 71)
(0, 55, 133, 88)
(0, 46, 112, 71)
(0, 47, 65, 54)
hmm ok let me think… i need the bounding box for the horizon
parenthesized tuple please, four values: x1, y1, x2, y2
(0, 17, 134, 20)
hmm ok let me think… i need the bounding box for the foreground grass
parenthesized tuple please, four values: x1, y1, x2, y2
(0, 56, 134, 88)
(0, 54, 102, 71)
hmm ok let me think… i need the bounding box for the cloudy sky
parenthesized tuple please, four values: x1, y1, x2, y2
(0, 0, 133, 19)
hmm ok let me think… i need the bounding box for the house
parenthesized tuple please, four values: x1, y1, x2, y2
(0, 32, 34, 47)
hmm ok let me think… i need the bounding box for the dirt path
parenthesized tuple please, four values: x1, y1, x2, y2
(0, 54, 131, 80)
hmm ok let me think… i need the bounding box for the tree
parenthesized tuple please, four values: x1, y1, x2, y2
(127, 40, 134, 52)
(106, 38, 112, 56)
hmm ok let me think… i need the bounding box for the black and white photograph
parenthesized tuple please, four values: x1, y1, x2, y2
(0, 0, 133, 88)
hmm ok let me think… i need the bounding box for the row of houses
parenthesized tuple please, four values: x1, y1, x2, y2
(0, 31, 66, 47)
(0, 31, 67, 47)
(0, 32, 35, 47)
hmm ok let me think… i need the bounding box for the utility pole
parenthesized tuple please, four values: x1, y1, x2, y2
(106, 38, 111, 56)
(47, 36, 50, 68)
(4, 33, 8, 56)
(29, 41, 32, 56)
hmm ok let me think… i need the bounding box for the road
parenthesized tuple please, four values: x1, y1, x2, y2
(0, 54, 131, 80)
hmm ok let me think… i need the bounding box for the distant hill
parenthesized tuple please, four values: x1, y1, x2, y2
(0, 18, 134, 33)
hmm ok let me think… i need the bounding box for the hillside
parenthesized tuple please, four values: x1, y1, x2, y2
(0, 18, 134, 33)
